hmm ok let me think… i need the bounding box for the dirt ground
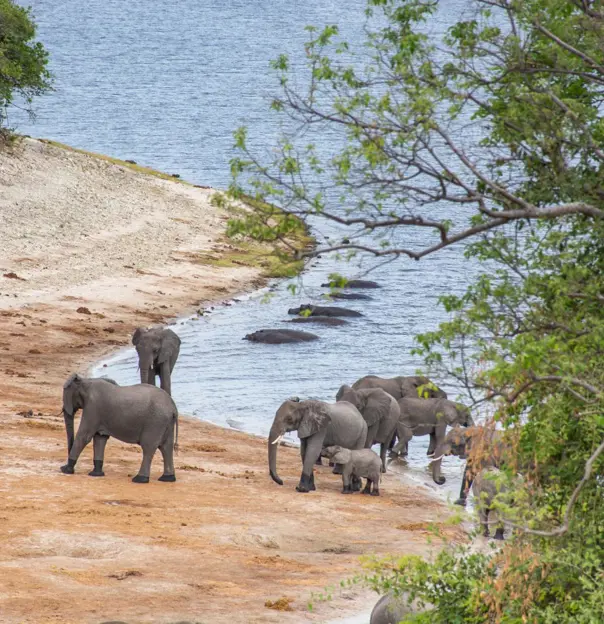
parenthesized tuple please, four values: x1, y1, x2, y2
(0, 139, 460, 624)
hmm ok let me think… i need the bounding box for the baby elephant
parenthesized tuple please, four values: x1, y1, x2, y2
(322, 446, 381, 495)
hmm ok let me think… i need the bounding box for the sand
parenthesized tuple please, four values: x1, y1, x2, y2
(0, 138, 460, 623)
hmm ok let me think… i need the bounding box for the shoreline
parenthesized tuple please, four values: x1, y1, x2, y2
(0, 138, 460, 623)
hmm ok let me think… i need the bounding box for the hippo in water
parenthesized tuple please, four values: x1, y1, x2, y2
(244, 329, 319, 344)
(321, 279, 381, 289)
(324, 292, 372, 301)
(287, 304, 363, 318)
(288, 316, 349, 326)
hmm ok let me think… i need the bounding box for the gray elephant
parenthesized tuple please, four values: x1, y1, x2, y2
(321, 446, 381, 495)
(287, 304, 363, 318)
(352, 374, 447, 400)
(443, 425, 507, 505)
(61, 374, 178, 483)
(370, 593, 427, 623)
(268, 399, 367, 492)
(392, 398, 473, 485)
(335, 385, 399, 472)
(472, 468, 508, 539)
(132, 326, 181, 396)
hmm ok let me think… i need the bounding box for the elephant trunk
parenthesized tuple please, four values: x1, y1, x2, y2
(268, 423, 284, 486)
(138, 355, 154, 384)
(63, 410, 75, 455)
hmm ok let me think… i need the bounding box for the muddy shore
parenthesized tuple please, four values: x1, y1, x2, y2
(0, 139, 459, 623)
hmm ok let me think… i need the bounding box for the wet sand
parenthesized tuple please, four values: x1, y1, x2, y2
(0, 139, 460, 623)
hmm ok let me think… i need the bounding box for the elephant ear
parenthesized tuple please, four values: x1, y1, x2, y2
(297, 402, 331, 439)
(331, 447, 352, 465)
(157, 329, 181, 364)
(132, 327, 148, 346)
(363, 389, 391, 427)
(62, 373, 81, 416)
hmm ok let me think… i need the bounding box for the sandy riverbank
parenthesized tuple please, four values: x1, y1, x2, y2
(0, 139, 460, 623)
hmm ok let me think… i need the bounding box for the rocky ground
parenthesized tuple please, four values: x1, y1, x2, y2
(0, 139, 461, 624)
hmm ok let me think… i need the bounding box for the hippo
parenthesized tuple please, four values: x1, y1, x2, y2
(321, 279, 381, 289)
(287, 304, 363, 318)
(244, 329, 319, 344)
(288, 316, 349, 326)
(324, 292, 372, 301)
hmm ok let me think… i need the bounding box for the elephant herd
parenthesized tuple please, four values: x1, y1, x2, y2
(267, 374, 474, 495)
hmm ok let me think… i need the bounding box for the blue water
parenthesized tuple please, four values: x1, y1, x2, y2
(16, 0, 482, 496)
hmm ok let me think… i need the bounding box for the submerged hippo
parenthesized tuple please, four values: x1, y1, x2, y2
(288, 316, 349, 326)
(321, 279, 381, 289)
(324, 292, 372, 301)
(244, 329, 319, 344)
(287, 304, 363, 318)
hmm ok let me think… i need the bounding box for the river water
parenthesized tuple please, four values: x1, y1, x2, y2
(16, 0, 483, 498)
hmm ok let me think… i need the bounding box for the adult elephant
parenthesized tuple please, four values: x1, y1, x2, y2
(335, 385, 399, 472)
(370, 593, 428, 623)
(393, 398, 473, 485)
(60, 374, 178, 483)
(442, 425, 507, 505)
(352, 374, 447, 400)
(268, 399, 367, 492)
(132, 326, 181, 396)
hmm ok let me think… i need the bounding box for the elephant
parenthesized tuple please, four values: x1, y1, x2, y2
(442, 425, 507, 506)
(370, 593, 428, 623)
(244, 329, 319, 343)
(322, 279, 381, 289)
(287, 304, 363, 318)
(288, 316, 349, 326)
(60, 373, 178, 483)
(472, 468, 508, 539)
(352, 374, 447, 401)
(335, 385, 399, 472)
(268, 399, 367, 492)
(321, 446, 381, 495)
(392, 398, 474, 485)
(132, 326, 181, 396)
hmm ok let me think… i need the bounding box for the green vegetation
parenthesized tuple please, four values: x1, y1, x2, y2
(225, 0, 604, 621)
(0, 0, 51, 136)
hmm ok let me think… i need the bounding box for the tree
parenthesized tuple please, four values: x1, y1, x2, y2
(225, 0, 603, 621)
(0, 0, 51, 133)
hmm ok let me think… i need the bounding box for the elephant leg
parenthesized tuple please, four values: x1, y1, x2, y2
(427, 431, 436, 456)
(88, 434, 109, 476)
(342, 465, 353, 494)
(365, 423, 379, 449)
(392, 424, 412, 457)
(158, 436, 176, 482)
(455, 464, 473, 506)
(296, 433, 324, 492)
(480, 508, 490, 537)
(379, 443, 388, 473)
(159, 361, 172, 396)
(61, 423, 95, 474)
(132, 444, 156, 483)
(371, 479, 380, 497)
(351, 474, 362, 492)
(332, 462, 343, 475)
(362, 479, 372, 495)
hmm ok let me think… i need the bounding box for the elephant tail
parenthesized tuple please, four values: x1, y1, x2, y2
(173, 411, 179, 453)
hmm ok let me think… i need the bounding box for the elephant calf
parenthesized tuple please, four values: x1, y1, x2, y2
(132, 326, 181, 396)
(322, 446, 382, 495)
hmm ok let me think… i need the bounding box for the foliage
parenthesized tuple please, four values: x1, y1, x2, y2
(0, 0, 51, 132)
(225, 0, 603, 621)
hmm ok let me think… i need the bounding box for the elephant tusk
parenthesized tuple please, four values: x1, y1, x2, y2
(271, 434, 285, 445)
(430, 454, 444, 462)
